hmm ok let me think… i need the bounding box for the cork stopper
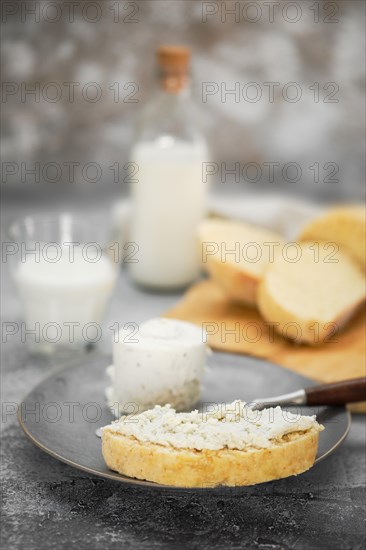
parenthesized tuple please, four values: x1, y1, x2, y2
(156, 45, 191, 93)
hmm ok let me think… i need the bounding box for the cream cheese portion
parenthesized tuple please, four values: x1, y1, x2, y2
(103, 400, 323, 451)
(106, 318, 208, 414)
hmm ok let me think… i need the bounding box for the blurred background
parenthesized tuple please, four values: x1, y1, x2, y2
(1, 0, 365, 206)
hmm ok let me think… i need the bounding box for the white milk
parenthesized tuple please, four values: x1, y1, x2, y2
(129, 140, 208, 289)
(14, 247, 117, 347)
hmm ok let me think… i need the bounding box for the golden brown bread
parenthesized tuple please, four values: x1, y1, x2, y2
(298, 205, 366, 271)
(198, 219, 285, 306)
(258, 242, 366, 344)
(102, 427, 320, 488)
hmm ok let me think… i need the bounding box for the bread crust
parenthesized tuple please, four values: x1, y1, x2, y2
(298, 206, 366, 271)
(199, 219, 284, 307)
(102, 428, 320, 487)
(205, 257, 258, 306)
(258, 270, 366, 345)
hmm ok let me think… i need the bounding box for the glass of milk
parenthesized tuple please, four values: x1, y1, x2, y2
(7, 213, 118, 356)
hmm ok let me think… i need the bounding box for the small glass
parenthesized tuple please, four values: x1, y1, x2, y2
(6, 213, 119, 357)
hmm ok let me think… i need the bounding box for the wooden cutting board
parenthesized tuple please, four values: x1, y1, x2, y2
(166, 279, 366, 412)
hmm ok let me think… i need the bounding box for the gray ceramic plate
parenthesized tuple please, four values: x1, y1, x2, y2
(18, 352, 350, 491)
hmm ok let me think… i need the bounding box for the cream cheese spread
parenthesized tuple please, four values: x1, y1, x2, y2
(106, 318, 208, 415)
(103, 400, 323, 451)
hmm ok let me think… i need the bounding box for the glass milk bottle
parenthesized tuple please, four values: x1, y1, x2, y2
(129, 45, 209, 289)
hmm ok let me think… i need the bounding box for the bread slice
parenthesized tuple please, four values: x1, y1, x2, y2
(298, 205, 366, 272)
(102, 402, 323, 487)
(258, 241, 366, 344)
(198, 219, 285, 306)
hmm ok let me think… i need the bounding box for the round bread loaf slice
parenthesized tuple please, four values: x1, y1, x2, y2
(298, 205, 366, 271)
(258, 241, 366, 344)
(102, 402, 323, 487)
(198, 219, 285, 306)
(102, 429, 320, 488)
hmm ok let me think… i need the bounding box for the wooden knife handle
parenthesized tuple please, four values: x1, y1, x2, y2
(306, 378, 366, 406)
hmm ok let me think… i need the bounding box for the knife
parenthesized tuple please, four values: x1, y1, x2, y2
(95, 377, 366, 437)
(250, 377, 366, 410)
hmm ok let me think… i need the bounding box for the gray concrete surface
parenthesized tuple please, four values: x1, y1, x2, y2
(1, 200, 365, 550)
